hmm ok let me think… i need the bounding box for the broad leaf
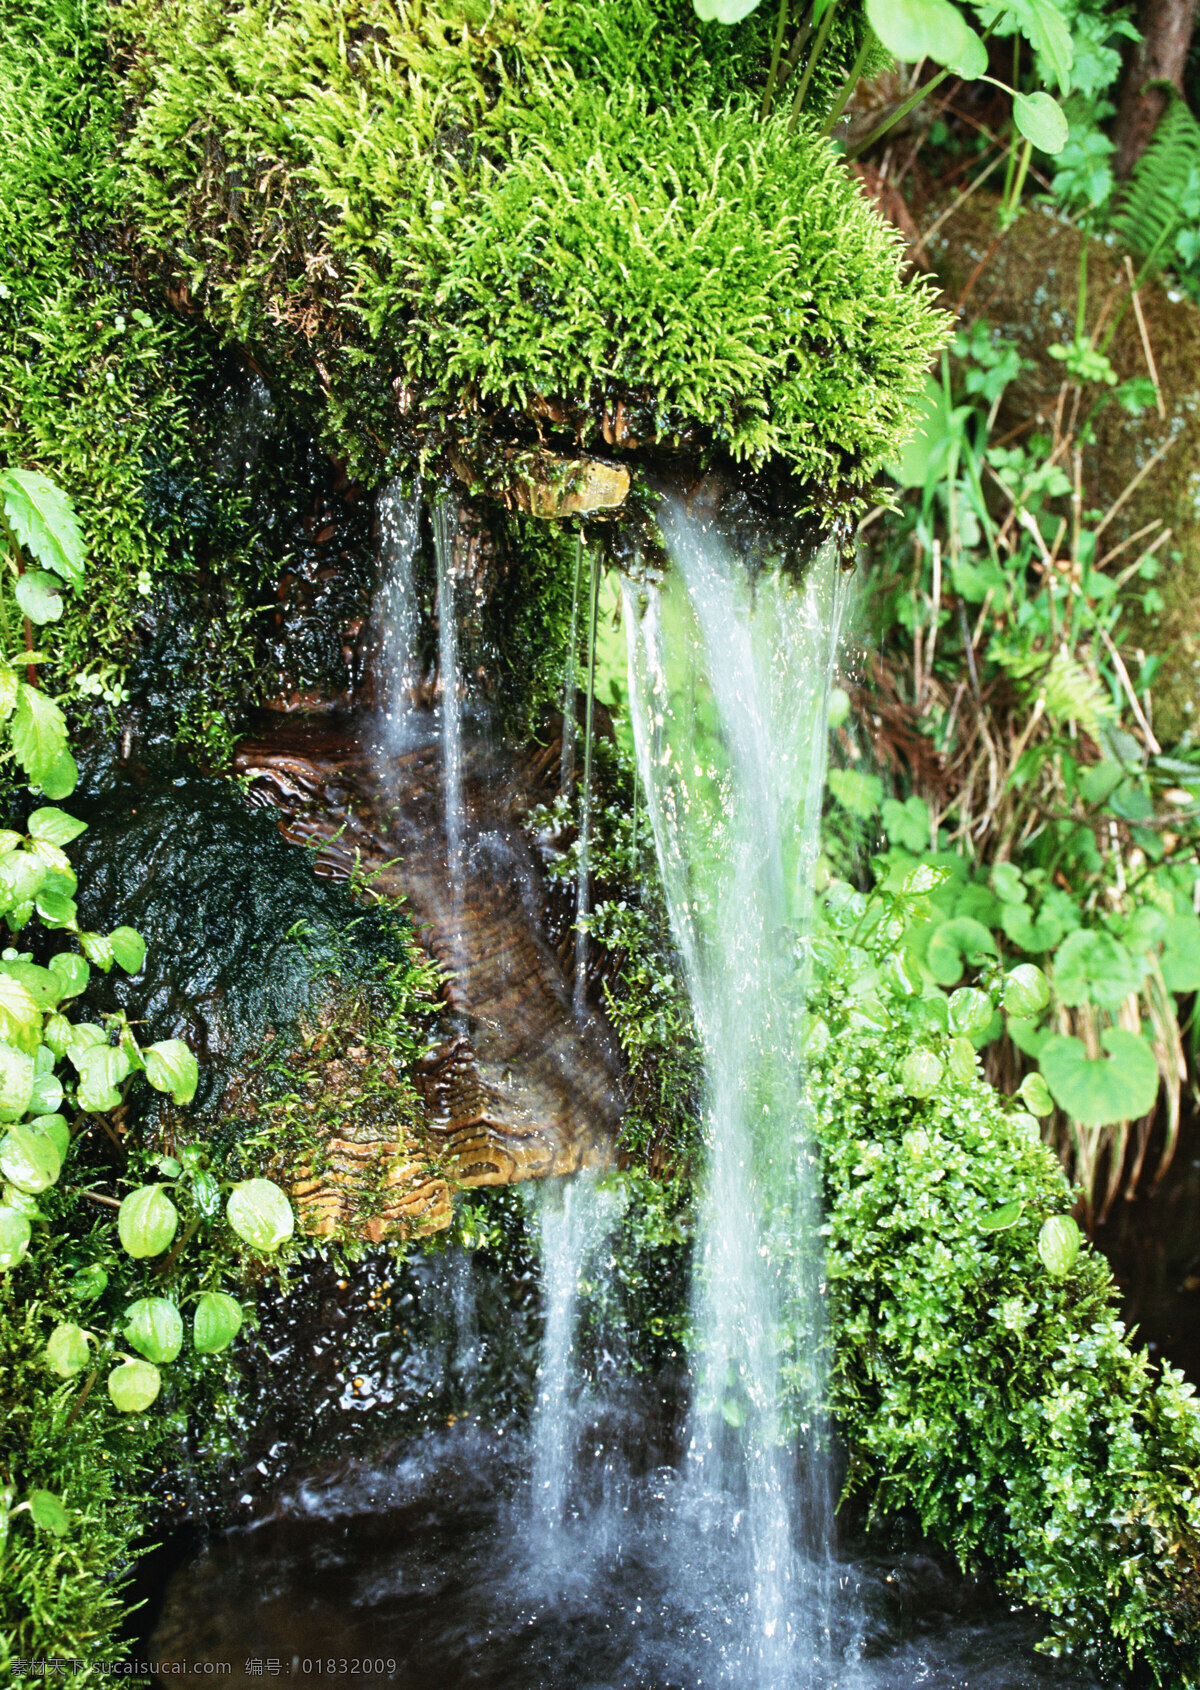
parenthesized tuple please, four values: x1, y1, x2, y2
(0, 468, 85, 585)
(0, 1042, 34, 1121)
(1037, 1213, 1081, 1276)
(1161, 912, 1200, 993)
(693, 0, 764, 19)
(1039, 1028, 1158, 1125)
(867, 0, 971, 67)
(15, 570, 63, 625)
(143, 1039, 198, 1105)
(1052, 928, 1143, 1010)
(948, 986, 994, 1038)
(226, 1178, 295, 1253)
(0, 1204, 31, 1269)
(107, 1358, 161, 1413)
(979, 1199, 1023, 1232)
(117, 1184, 179, 1258)
(27, 1489, 70, 1536)
(31, 1113, 69, 1158)
(124, 1297, 183, 1364)
(39, 747, 78, 801)
(11, 684, 68, 790)
(47, 952, 89, 1000)
(1013, 91, 1069, 154)
(28, 1069, 63, 1115)
(46, 1322, 90, 1378)
(926, 916, 996, 985)
(76, 1044, 131, 1113)
(194, 1291, 244, 1354)
(0, 1121, 60, 1192)
(78, 931, 114, 972)
(0, 961, 60, 1010)
(1001, 901, 1063, 952)
(27, 806, 86, 846)
(828, 767, 882, 819)
(109, 926, 147, 975)
(1008, 0, 1074, 90)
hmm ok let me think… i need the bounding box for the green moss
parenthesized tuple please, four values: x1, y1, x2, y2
(116, 0, 946, 499)
(0, 0, 229, 685)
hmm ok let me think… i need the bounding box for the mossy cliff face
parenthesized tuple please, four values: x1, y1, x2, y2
(114, 0, 946, 511)
(930, 197, 1200, 741)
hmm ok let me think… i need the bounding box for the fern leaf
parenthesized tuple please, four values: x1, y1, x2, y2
(1109, 97, 1200, 275)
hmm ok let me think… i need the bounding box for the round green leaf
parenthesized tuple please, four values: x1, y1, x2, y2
(107, 1358, 161, 1413)
(866, 0, 970, 67)
(27, 1489, 70, 1536)
(926, 916, 997, 986)
(948, 986, 994, 1038)
(108, 927, 147, 975)
(192, 1170, 221, 1219)
(46, 1321, 90, 1377)
(947, 1036, 976, 1082)
(30, 1113, 68, 1159)
(979, 1199, 1023, 1232)
(693, 0, 764, 19)
(0, 962, 61, 1010)
(1013, 91, 1069, 155)
(1019, 1071, 1054, 1117)
(1002, 964, 1050, 1018)
(42, 1012, 72, 1059)
(75, 1044, 131, 1113)
(0, 980, 41, 1060)
(194, 1291, 244, 1354)
(40, 747, 78, 803)
(29, 1068, 63, 1115)
(117, 1184, 179, 1258)
(1038, 1213, 1081, 1276)
(1053, 929, 1143, 1010)
(226, 1178, 294, 1253)
(15, 570, 63, 625)
(0, 1204, 31, 1269)
(1038, 1029, 1159, 1126)
(69, 1263, 107, 1302)
(1160, 913, 1200, 993)
(47, 952, 89, 1000)
(946, 22, 987, 77)
(900, 1048, 943, 1098)
(0, 1122, 61, 1194)
(1001, 901, 1064, 952)
(143, 1039, 198, 1106)
(990, 863, 1026, 906)
(124, 1297, 183, 1364)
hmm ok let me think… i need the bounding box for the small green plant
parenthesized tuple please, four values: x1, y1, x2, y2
(841, 320, 1200, 1213)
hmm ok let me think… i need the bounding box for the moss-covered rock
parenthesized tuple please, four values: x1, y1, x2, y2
(929, 196, 1200, 741)
(114, 0, 946, 510)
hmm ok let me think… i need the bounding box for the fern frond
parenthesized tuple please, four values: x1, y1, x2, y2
(1109, 96, 1200, 275)
(1042, 650, 1111, 740)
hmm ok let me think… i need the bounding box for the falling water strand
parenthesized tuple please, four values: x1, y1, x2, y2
(373, 478, 422, 762)
(623, 504, 850, 1688)
(573, 541, 600, 1019)
(560, 531, 584, 794)
(433, 503, 467, 993)
(528, 1173, 621, 1557)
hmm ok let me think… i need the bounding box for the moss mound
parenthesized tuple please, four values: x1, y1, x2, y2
(116, 0, 946, 501)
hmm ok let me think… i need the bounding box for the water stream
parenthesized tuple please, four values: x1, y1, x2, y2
(623, 503, 850, 1684)
(434, 501, 467, 986)
(374, 480, 422, 758)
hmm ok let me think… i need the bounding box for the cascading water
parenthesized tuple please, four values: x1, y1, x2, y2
(623, 499, 851, 1685)
(433, 502, 468, 989)
(528, 1173, 623, 1558)
(373, 478, 422, 758)
(572, 541, 600, 1019)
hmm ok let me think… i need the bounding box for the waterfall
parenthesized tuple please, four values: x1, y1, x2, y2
(528, 1173, 621, 1558)
(374, 478, 422, 758)
(560, 532, 583, 793)
(572, 541, 600, 1019)
(433, 503, 465, 869)
(623, 501, 850, 1686)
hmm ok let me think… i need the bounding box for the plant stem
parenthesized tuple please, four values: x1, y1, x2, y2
(761, 0, 794, 119)
(847, 66, 951, 157)
(822, 32, 873, 135)
(788, 0, 841, 132)
(61, 1367, 98, 1433)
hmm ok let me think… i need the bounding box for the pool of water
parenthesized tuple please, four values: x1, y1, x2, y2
(149, 1421, 1105, 1690)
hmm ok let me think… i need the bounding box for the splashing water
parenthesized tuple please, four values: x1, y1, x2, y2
(528, 1172, 623, 1556)
(373, 478, 422, 760)
(624, 500, 851, 1686)
(433, 503, 468, 990)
